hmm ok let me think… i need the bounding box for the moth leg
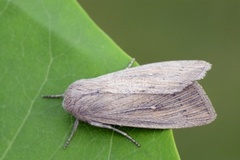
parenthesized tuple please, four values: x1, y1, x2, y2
(126, 58, 135, 69)
(42, 94, 64, 98)
(63, 119, 79, 149)
(89, 121, 140, 147)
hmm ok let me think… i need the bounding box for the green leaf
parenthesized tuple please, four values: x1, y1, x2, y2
(0, 0, 180, 159)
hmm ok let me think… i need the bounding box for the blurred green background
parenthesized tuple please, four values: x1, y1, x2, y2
(78, 0, 240, 159)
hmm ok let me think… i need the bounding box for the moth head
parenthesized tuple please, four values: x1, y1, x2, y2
(62, 80, 86, 113)
(62, 79, 97, 121)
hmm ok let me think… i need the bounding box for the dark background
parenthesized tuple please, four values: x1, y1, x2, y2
(78, 0, 240, 159)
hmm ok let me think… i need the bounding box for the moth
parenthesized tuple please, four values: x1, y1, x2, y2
(43, 59, 216, 148)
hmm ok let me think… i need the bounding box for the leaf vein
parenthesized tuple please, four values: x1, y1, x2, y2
(0, 11, 53, 159)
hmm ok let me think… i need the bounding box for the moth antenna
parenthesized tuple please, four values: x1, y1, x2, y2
(89, 121, 140, 147)
(63, 119, 79, 149)
(42, 94, 64, 98)
(126, 58, 135, 69)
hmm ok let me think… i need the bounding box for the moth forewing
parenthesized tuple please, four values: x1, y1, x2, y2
(64, 82, 216, 129)
(91, 60, 212, 94)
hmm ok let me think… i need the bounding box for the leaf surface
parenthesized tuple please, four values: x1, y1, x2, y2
(0, 0, 180, 159)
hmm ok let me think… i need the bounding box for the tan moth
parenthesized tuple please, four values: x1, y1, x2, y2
(43, 59, 216, 148)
